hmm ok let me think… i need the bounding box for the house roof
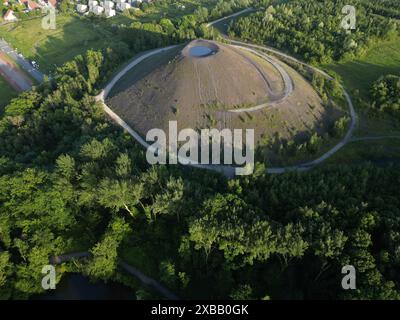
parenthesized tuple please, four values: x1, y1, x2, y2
(3, 9, 15, 19)
(28, 0, 41, 9)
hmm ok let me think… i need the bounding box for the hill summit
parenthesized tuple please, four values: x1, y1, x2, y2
(107, 39, 287, 119)
(105, 39, 339, 164)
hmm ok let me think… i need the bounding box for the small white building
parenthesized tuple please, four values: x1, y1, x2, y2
(92, 5, 104, 15)
(3, 9, 18, 22)
(88, 0, 98, 10)
(76, 4, 88, 13)
(104, 0, 114, 9)
(105, 7, 115, 17)
(117, 1, 130, 11)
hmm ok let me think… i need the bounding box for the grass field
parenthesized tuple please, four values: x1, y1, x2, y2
(323, 138, 400, 166)
(323, 37, 400, 137)
(324, 37, 400, 100)
(134, 0, 217, 22)
(0, 1, 219, 74)
(0, 76, 17, 114)
(0, 14, 121, 73)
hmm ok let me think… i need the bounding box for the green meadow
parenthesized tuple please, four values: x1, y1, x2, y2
(0, 14, 120, 73)
(324, 37, 400, 100)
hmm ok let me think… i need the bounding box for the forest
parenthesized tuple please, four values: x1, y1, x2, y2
(371, 75, 400, 117)
(229, 0, 399, 64)
(0, 0, 399, 300)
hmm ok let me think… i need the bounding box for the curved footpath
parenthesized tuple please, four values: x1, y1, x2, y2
(97, 20, 358, 176)
(50, 252, 179, 300)
(205, 7, 255, 29)
(228, 44, 294, 113)
(96, 46, 239, 178)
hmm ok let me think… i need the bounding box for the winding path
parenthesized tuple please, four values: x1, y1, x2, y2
(96, 46, 241, 178)
(207, 9, 362, 173)
(50, 252, 179, 300)
(227, 44, 294, 113)
(97, 12, 360, 176)
(205, 7, 255, 28)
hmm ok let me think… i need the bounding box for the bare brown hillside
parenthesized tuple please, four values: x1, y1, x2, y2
(105, 39, 344, 165)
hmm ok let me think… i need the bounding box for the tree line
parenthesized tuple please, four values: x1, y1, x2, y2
(0, 0, 399, 300)
(229, 0, 399, 64)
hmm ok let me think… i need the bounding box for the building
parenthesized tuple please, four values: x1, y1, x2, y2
(3, 9, 18, 22)
(76, 4, 87, 13)
(117, 1, 130, 11)
(88, 0, 98, 11)
(104, 0, 114, 8)
(104, 8, 115, 17)
(27, 0, 41, 9)
(19, 0, 42, 10)
(77, 0, 139, 16)
(47, 0, 57, 7)
(92, 5, 104, 15)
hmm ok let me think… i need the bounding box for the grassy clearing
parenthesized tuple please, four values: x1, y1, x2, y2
(0, 76, 17, 114)
(323, 138, 400, 166)
(324, 37, 400, 100)
(0, 14, 119, 73)
(134, 0, 217, 22)
(322, 37, 400, 137)
(0, 1, 218, 74)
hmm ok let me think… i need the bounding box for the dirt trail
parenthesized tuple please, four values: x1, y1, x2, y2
(50, 252, 179, 300)
(98, 8, 398, 177)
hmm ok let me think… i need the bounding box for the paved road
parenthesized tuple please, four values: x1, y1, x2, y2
(0, 53, 33, 91)
(0, 38, 45, 83)
(206, 7, 255, 28)
(50, 252, 179, 300)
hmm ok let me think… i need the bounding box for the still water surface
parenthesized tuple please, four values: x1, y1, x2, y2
(34, 274, 136, 300)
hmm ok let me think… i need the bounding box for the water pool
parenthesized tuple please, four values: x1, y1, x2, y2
(189, 46, 214, 57)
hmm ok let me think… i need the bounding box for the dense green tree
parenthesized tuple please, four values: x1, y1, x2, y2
(86, 217, 131, 281)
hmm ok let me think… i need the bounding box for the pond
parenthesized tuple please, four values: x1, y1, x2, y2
(33, 274, 136, 300)
(189, 46, 214, 57)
